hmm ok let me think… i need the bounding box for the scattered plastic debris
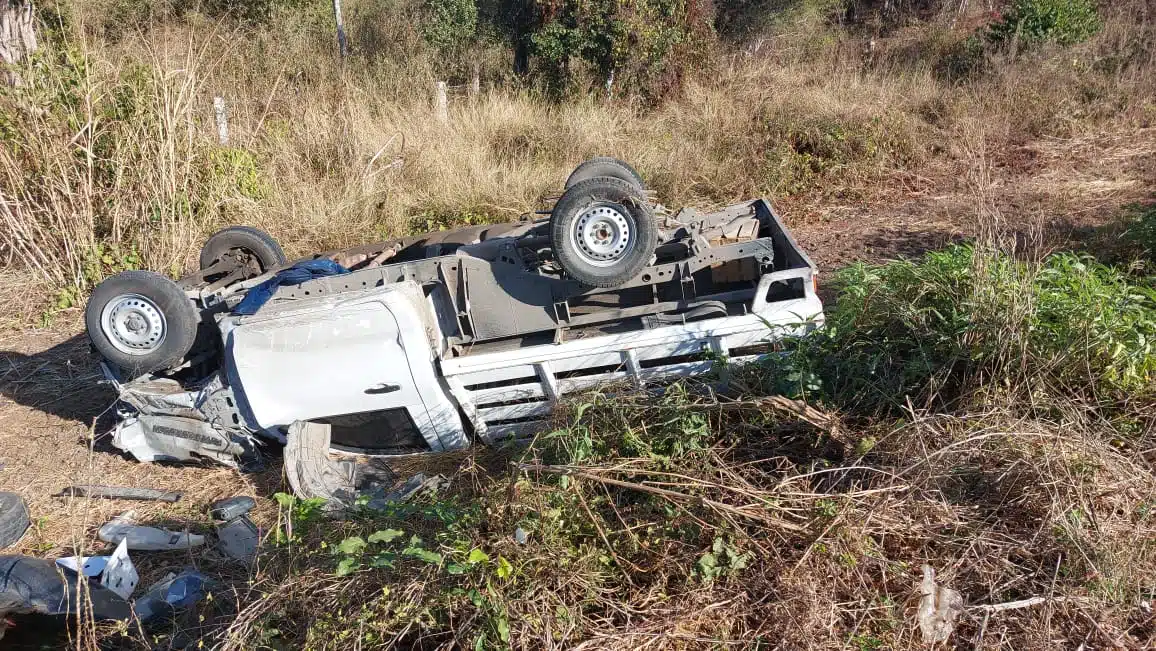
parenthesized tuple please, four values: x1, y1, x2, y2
(2, 499, 221, 641)
(0, 555, 133, 640)
(0, 492, 29, 548)
(98, 511, 205, 551)
(56, 545, 144, 602)
(211, 497, 259, 562)
(132, 569, 215, 622)
(918, 564, 964, 644)
(514, 527, 528, 545)
(210, 496, 256, 522)
(362, 473, 449, 511)
(56, 485, 182, 502)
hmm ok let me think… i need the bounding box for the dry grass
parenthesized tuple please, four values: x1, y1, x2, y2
(184, 386, 1153, 650)
(1, 0, 1152, 307)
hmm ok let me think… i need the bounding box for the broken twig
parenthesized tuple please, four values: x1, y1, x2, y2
(517, 463, 804, 531)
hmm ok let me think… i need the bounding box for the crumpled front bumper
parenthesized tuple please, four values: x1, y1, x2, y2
(111, 415, 249, 467)
(101, 363, 262, 468)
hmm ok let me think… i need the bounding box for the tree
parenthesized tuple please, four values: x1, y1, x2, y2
(0, 0, 36, 84)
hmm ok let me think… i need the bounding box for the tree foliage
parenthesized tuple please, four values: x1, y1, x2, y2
(527, 0, 715, 98)
(423, 0, 478, 58)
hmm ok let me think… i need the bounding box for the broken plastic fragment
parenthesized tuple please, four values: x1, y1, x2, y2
(55, 555, 109, 578)
(100, 540, 139, 600)
(210, 496, 256, 522)
(216, 516, 260, 562)
(0, 555, 132, 629)
(210, 497, 260, 562)
(111, 415, 246, 467)
(0, 492, 30, 549)
(56, 485, 182, 502)
(918, 564, 964, 644)
(132, 569, 214, 622)
(98, 511, 205, 551)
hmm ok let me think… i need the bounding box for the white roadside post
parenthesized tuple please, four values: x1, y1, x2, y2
(332, 0, 348, 58)
(435, 81, 448, 124)
(213, 96, 229, 145)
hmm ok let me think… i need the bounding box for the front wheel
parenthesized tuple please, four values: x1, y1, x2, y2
(85, 271, 199, 377)
(550, 176, 658, 288)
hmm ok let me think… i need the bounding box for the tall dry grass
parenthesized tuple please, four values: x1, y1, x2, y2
(0, 0, 1153, 309)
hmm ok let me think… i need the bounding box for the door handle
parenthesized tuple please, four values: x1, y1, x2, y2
(365, 383, 401, 395)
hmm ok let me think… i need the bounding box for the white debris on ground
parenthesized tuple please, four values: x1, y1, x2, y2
(918, 564, 964, 644)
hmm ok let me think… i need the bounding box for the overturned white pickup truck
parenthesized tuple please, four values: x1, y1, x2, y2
(85, 159, 823, 504)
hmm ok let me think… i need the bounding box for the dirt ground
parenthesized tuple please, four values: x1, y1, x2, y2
(0, 128, 1152, 642)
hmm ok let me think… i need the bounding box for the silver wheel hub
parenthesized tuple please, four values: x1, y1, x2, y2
(571, 204, 634, 267)
(101, 294, 167, 356)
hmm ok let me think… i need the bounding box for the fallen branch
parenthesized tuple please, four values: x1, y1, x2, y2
(719, 395, 841, 436)
(517, 463, 805, 532)
(969, 596, 1080, 613)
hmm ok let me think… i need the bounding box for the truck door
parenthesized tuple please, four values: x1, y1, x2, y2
(225, 288, 461, 452)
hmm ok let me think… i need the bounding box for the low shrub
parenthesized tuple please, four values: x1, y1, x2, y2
(987, 0, 1102, 48)
(760, 245, 1156, 412)
(422, 0, 479, 66)
(1124, 203, 1156, 260)
(936, 34, 988, 81)
(758, 106, 922, 195)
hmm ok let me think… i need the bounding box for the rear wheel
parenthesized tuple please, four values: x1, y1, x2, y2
(550, 176, 658, 288)
(564, 157, 645, 192)
(85, 271, 198, 376)
(199, 226, 286, 279)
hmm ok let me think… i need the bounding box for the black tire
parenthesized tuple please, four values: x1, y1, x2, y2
(564, 157, 645, 191)
(199, 225, 286, 274)
(85, 271, 199, 377)
(0, 492, 29, 548)
(550, 176, 658, 288)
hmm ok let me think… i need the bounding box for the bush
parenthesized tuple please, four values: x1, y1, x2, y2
(758, 107, 921, 195)
(422, 0, 478, 61)
(987, 0, 1101, 48)
(1124, 204, 1156, 260)
(763, 245, 1156, 412)
(528, 0, 715, 99)
(201, 0, 309, 23)
(936, 34, 988, 81)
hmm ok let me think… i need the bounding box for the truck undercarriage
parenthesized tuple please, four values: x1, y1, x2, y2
(84, 159, 823, 505)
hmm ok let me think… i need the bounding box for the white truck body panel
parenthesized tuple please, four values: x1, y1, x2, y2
(220, 270, 821, 452)
(222, 284, 468, 452)
(442, 273, 824, 442)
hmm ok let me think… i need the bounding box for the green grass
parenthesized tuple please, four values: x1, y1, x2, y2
(750, 244, 1156, 413)
(987, 0, 1102, 48)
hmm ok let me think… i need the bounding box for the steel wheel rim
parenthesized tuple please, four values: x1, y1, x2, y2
(100, 293, 167, 356)
(569, 203, 635, 268)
